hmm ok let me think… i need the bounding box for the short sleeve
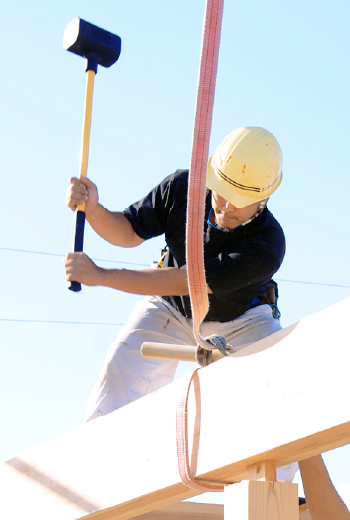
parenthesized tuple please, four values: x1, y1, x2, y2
(123, 173, 174, 240)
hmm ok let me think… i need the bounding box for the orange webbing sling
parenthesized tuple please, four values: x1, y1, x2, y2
(186, 0, 224, 350)
(177, 0, 225, 492)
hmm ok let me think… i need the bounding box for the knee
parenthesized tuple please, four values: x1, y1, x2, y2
(104, 340, 140, 373)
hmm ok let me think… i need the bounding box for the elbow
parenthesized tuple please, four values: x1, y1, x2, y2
(125, 235, 145, 248)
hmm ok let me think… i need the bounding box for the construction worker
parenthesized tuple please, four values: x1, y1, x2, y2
(64, 126, 297, 481)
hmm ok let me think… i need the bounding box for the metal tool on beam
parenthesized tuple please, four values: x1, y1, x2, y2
(63, 18, 121, 292)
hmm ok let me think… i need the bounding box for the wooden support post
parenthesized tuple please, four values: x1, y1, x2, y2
(246, 460, 277, 482)
(225, 481, 299, 520)
(224, 459, 299, 520)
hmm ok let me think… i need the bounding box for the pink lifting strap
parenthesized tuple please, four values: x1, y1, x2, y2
(177, 0, 225, 493)
(186, 0, 224, 350)
(176, 368, 225, 492)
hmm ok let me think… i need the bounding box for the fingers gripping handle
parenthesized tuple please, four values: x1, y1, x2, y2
(68, 210, 86, 292)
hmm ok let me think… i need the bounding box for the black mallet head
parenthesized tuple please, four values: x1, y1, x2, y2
(63, 18, 121, 72)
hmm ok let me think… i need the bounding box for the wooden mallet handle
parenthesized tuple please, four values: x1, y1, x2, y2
(69, 69, 95, 292)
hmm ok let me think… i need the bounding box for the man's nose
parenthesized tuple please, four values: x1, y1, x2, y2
(223, 201, 236, 211)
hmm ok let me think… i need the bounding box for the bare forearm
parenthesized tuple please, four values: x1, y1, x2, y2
(98, 266, 189, 295)
(86, 204, 144, 247)
(64, 253, 190, 295)
(299, 455, 349, 520)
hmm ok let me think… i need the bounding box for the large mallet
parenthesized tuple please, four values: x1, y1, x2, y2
(63, 18, 121, 292)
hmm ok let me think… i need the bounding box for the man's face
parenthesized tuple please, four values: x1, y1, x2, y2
(211, 191, 261, 230)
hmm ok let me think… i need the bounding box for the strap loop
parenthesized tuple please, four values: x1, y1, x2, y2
(195, 334, 227, 366)
(176, 369, 225, 491)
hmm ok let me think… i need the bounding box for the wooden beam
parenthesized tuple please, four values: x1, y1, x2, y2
(131, 501, 223, 520)
(246, 461, 277, 482)
(1, 297, 349, 520)
(131, 501, 311, 520)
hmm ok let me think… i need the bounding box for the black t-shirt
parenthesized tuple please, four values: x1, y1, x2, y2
(123, 170, 285, 322)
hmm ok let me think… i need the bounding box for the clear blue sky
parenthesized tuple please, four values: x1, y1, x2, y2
(1, 0, 349, 506)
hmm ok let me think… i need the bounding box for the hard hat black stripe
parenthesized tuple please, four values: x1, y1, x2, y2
(217, 169, 261, 193)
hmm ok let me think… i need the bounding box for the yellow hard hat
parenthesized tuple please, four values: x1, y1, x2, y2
(206, 127, 283, 208)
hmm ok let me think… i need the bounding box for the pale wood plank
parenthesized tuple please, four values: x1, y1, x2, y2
(131, 501, 311, 520)
(246, 460, 277, 481)
(1, 297, 349, 520)
(132, 501, 223, 520)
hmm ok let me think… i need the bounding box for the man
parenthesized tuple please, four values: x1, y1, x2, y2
(65, 126, 297, 481)
(65, 125, 350, 514)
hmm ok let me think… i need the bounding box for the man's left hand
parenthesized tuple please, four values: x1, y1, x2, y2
(64, 253, 102, 286)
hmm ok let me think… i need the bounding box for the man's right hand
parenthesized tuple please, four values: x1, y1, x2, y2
(65, 176, 145, 248)
(65, 175, 99, 214)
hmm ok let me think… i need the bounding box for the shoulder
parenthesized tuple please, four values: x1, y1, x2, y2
(145, 169, 188, 197)
(261, 207, 284, 229)
(156, 169, 188, 185)
(239, 208, 285, 263)
(156, 169, 189, 207)
(262, 208, 285, 243)
(161, 169, 189, 190)
(129, 169, 189, 208)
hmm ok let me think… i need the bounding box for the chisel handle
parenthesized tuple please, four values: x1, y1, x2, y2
(141, 342, 226, 362)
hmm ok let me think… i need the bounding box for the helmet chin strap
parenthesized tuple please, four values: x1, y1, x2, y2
(241, 198, 268, 227)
